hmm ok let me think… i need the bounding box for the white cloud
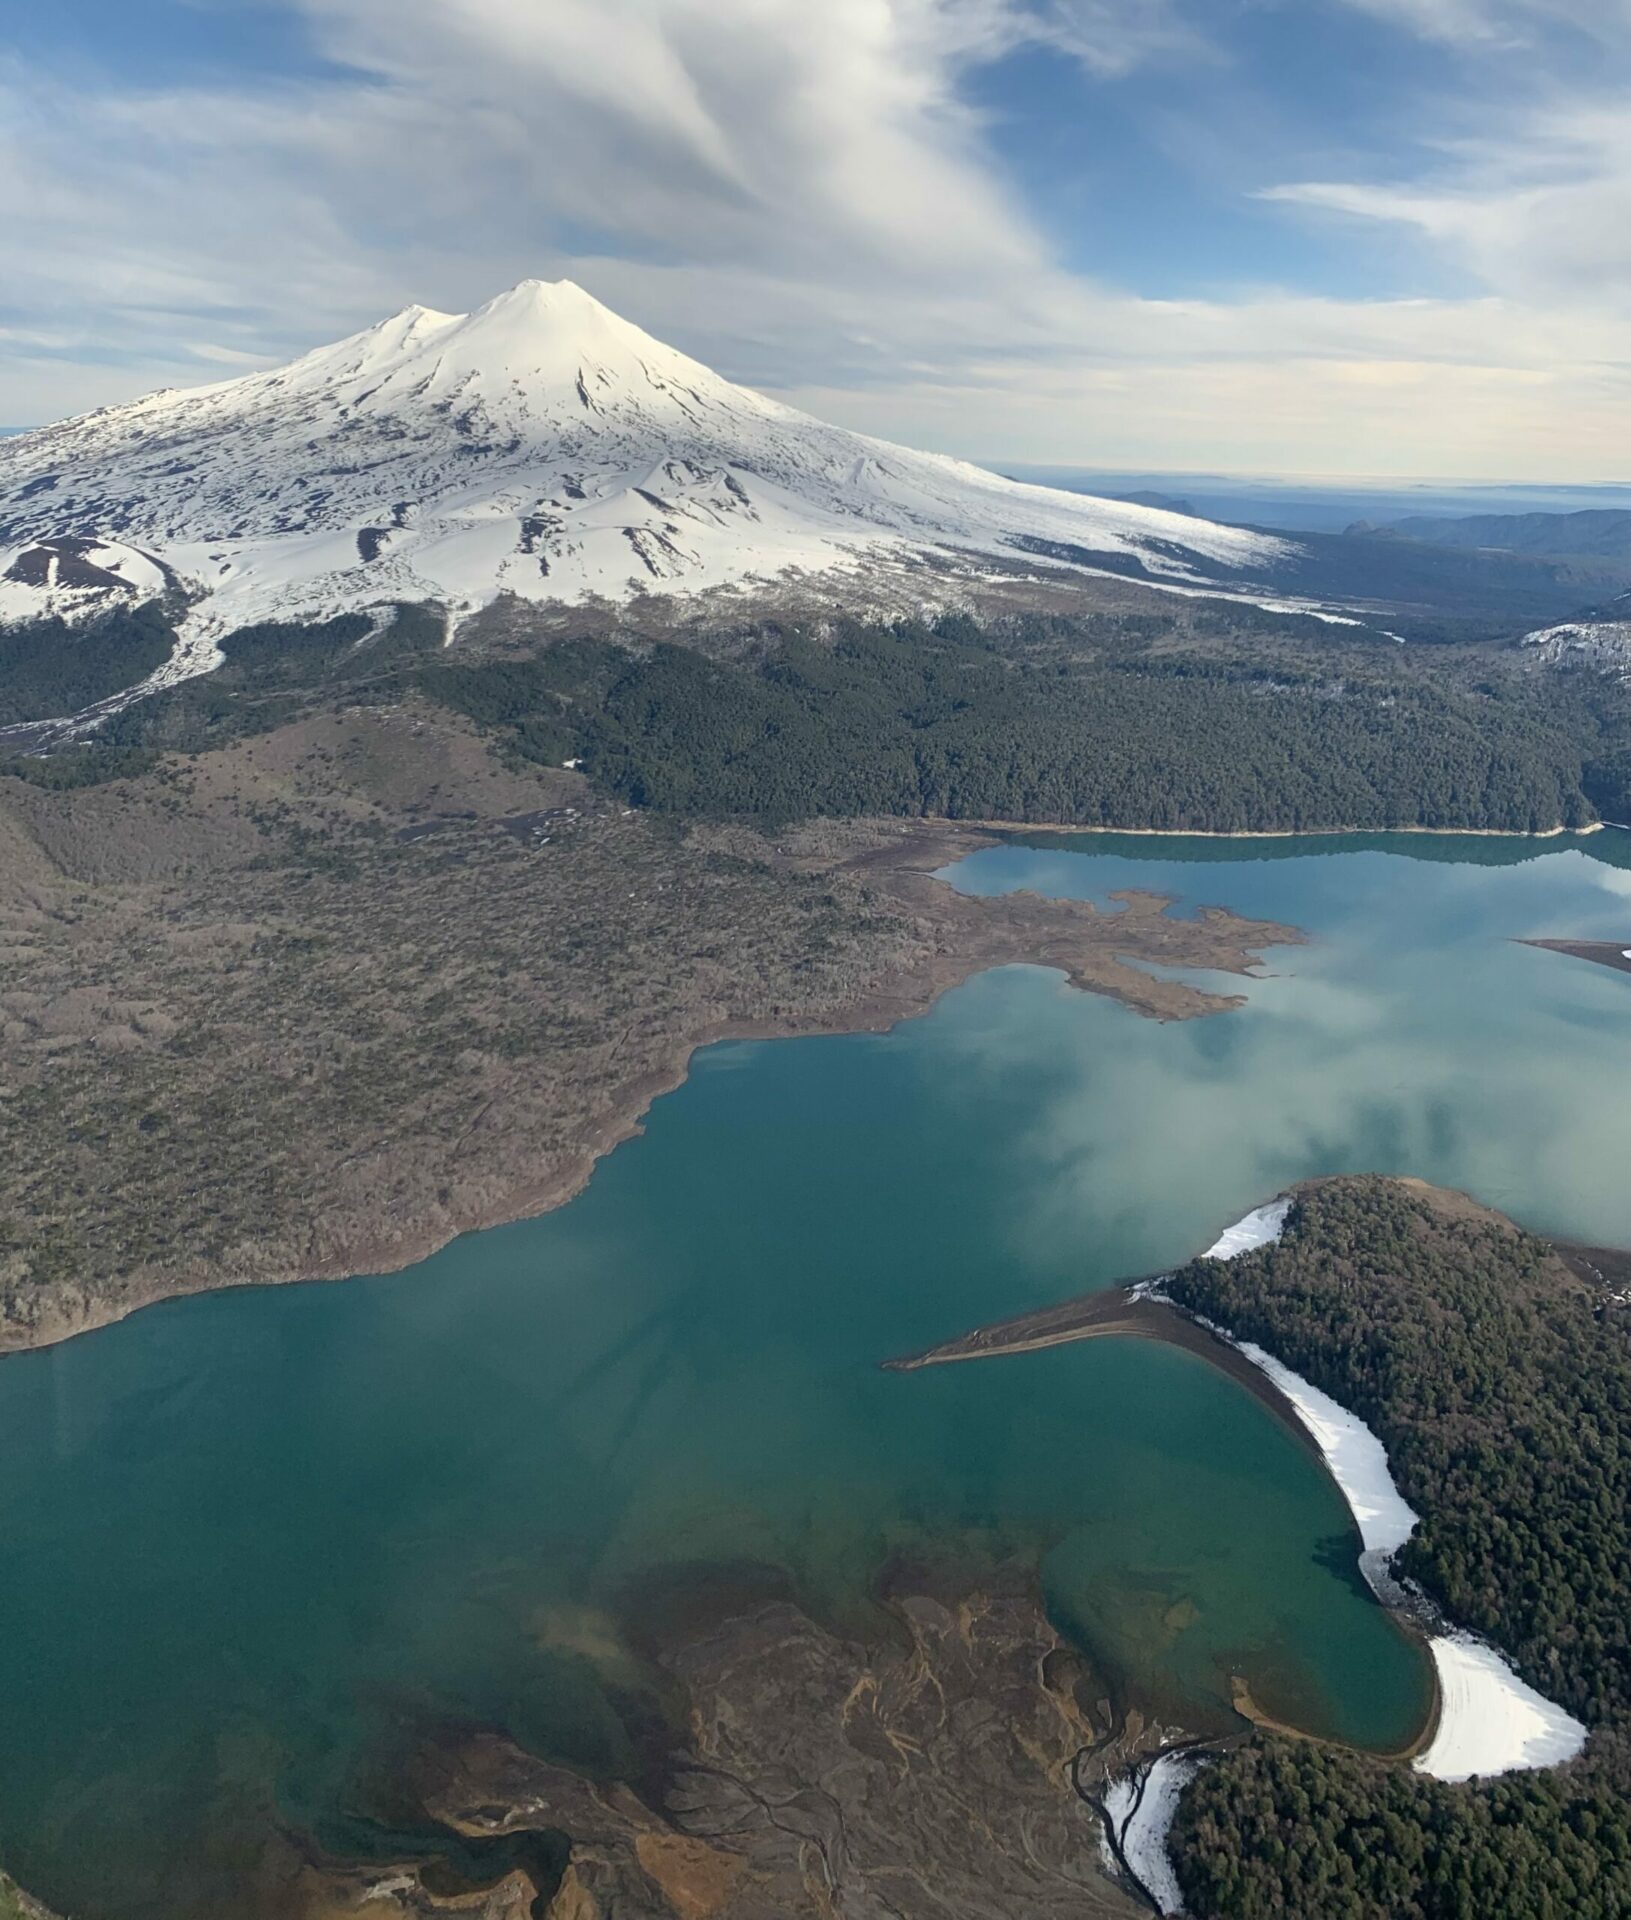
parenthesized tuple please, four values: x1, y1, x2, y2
(292, 0, 1053, 283)
(1025, 0, 1205, 73)
(1, 0, 1629, 477)
(1265, 102, 1631, 304)
(1337, 0, 1631, 46)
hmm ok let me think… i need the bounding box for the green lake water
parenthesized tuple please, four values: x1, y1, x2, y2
(3, 831, 1631, 1917)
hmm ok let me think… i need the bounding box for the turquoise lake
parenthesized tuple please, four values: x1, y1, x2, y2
(2, 830, 1630, 1918)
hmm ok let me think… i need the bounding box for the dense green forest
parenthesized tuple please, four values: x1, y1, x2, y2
(1584, 748, 1631, 822)
(1163, 1179, 1631, 1918)
(420, 621, 1615, 832)
(8, 603, 1631, 833)
(0, 604, 175, 726)
(0, 606, 443, 783)
(1166, 1181, 1630, 1724)
(1171, 1737, 1631, 1920)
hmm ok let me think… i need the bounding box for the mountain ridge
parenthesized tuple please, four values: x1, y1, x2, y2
(1359, 506, 1631, 562)
(0, 279, 1295, 688)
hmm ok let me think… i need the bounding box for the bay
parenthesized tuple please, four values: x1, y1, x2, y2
(2, 830, 1628, 1918)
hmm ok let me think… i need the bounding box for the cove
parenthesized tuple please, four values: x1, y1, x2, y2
(2, 831, 1630, 1918)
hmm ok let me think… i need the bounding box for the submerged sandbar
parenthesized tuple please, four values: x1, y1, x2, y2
(1520, 936, 1631, 979)
(882, 1283, 1326, 1470)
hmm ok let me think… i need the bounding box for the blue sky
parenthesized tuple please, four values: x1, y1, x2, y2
(967, 21, 1437, 302)
(4, 0, 1630, 477)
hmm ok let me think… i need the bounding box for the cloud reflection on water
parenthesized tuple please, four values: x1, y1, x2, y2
(933, 839, 1631, 1269)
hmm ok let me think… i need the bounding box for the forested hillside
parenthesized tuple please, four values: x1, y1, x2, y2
(9, 606, 1631, 836)
(421, 619, 1617, 833)
(1164, 1179, 1631, 1918)
(0, 605, 175, 726)
(0, 606, 445, 785)
(1173, 1739, 1631, 1920)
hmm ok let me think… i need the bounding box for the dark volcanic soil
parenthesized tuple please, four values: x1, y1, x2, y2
(406, 1566, 1149, 1920)
(882, 1283, 1326, 1468)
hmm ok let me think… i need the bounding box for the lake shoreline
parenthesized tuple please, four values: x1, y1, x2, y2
(0, 828, 1304, 1358)
(887, 1183, 1601, 1784)
(955, 816, 1610, 841)
(8, 817, 1617, 1363)
(882, 1251, 1445, 1773)
(885, 1182, 1606, 1910)
(883, 1283, 1331, 1473)
(7, 834, 1626, 1920)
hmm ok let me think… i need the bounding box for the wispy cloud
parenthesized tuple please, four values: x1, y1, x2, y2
(1336, 0, 1631, 47)
(1266, 102, 1631, 307)
(296, 0, 1052, 280)
(1023, 0, 1207, 73)
(2, 1, 1629, 476)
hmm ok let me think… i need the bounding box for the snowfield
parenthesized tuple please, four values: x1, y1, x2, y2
(0, 278, 1304, 682)
(0, 535, 178, 625)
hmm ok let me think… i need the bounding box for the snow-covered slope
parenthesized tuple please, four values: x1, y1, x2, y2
(1524, 596, 1631, 680)
(0, 279, 1296, 658)
(0, 535, 181, 625)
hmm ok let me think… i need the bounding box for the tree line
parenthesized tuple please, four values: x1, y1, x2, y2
(9, 605, 1631, 838)
(0, 603, 174, 728)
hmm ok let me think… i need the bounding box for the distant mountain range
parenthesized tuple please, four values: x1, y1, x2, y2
(1107, 490, 1200, 518)
(1004, 468, 1631, 534)
(1353, 508, 1631, 590)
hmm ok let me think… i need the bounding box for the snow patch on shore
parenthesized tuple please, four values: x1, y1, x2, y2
(1219, 1334, 1585, 1779)
(1203, 1197, 1292, 1260)
(1128, 1197, 1291, 1305)
(1230, 1337, 1419, 1559)
(1123, 1753, 1202, 1914)
(1416, 1636, 1587, 1782)
(1133, 1196, 1586, 1815)
(1104, 1752, 1202, 1915)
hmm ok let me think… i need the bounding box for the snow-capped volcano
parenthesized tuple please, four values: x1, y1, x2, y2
(0, 278, 1295, 651)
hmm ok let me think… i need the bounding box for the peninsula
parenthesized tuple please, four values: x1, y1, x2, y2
(891, 1176, 1631, 1917)
(0, 709, 1301, 1353)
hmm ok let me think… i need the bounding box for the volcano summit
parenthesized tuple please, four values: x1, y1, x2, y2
(0, 279, 1292, 664)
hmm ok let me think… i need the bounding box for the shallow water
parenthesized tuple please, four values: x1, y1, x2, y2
(2, 829, 1628, 1917)
(951, 829, 1631, 1248)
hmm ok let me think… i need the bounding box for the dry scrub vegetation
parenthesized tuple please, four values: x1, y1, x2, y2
(0, 700, 1293, 1349)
